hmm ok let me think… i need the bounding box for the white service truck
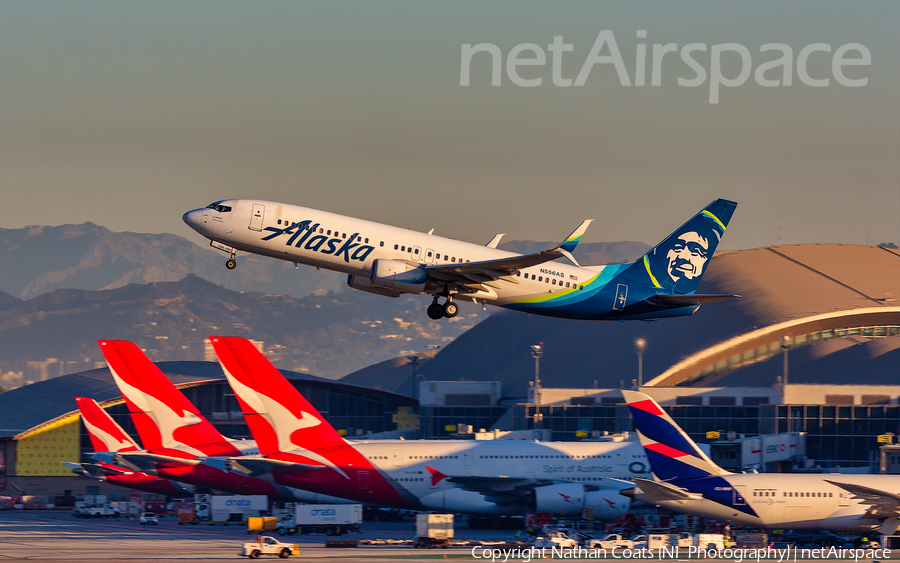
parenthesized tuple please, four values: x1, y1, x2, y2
(534, 530, 578, 550)
(277, 504, 362, 535)
(415, 513, 454, 548)
(588, 533, 641, 550)
(239, 536, 298, 559)
(180, 495, 268, 524)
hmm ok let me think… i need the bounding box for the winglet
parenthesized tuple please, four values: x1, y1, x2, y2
(485, 234, 506, 248)
(551, 220, 592, 267)
(559, 220, 593, 254)
(426, 466, 448, 486)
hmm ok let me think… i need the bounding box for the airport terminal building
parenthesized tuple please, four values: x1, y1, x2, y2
(1, 243, 897, 497)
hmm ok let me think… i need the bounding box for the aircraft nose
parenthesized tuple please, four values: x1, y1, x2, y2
(182, 209, 201, 228)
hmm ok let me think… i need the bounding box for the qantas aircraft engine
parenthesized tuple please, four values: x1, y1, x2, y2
(533, 484, 588, 516)
(347, 275, 403, 297)
(584, 489, 631, 519)
(370, 259, 428, 294)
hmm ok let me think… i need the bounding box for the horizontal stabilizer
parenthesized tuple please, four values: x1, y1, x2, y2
(655, 294, 740, 306)
(634, 477, 703, 502)
(65, 462, 130, 478)
(103, 452, 200, 473)
(226, 455, 325, 477)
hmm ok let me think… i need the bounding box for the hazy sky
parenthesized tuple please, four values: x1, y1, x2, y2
(2, 1, 898, 251)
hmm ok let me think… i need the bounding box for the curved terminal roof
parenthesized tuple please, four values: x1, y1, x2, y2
(644, 307, 900, 387)
(0, 361, 413, 439)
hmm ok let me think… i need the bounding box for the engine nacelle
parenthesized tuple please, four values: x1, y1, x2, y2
(584, 489, 631, 520)
(347, 275, 402, 297)
(370, 259, 427, 294)
(419, 489, 523, 515)
(533, 484, 587, 516)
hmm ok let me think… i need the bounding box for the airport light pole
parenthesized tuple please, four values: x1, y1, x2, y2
(780, 335, 792, 401)
(531, 343, 543, 431)
(635, 337, 647, 388)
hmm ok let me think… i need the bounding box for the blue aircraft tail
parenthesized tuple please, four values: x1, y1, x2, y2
(624, 199, 737, 295)
(622, 390, 729, 482)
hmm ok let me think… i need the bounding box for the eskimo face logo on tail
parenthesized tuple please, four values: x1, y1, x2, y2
(261, 220, 374, 264)
(666, 232, 709, 282)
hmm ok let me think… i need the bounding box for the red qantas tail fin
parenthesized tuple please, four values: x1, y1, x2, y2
(75, 396, 140, 453)
(210, 336, 346, 457)
(98, 340, 238, 456)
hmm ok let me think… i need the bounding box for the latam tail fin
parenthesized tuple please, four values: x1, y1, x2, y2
(75, 396, 140, 453)
(98, 340, 238, 457)
(622, 390, 729, 482)
(624, 199, 737, 295)
(209, 336, 347, 458)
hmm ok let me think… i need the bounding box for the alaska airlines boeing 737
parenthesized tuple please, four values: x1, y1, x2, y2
(623, 391, 900, 534)
(183, 199, 738, 320)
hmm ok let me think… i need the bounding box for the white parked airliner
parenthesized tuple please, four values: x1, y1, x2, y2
(183, 198, 738, 320)
(623, 391, 900, 534)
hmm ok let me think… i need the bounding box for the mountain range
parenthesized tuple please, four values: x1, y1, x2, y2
(0, 223, 648, 301)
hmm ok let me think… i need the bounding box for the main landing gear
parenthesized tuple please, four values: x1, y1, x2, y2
(225, 252, 237, 270)
(427, 297, 459, 320)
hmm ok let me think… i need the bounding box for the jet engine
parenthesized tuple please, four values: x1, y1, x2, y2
(533, 484, 631, 518)
(347, 275, 402, 297)
(533, 483, 588, 516)
(370, 259, 428, 294)
(584, 489, 631, 520)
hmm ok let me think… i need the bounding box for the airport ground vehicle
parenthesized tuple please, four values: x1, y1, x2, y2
(534, 530, 578, 549)
(175, 495, 267, 524)
(694, 534, 725, 550)
(239, 536, 298, 559)
(525, 512, 554, 535)
(415, 514, 454, 548)
(277, 504, 362, 535)
(138, 512, 159, 525)
(73, 504, 120, 518)
(735, 533, 768, 548)
(587, 533, 639, 549)
(248, 517, 277, 534)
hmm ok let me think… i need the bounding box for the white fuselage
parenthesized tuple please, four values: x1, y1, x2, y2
(645, 473, 900, 532)
(272, 438, 651, 516)
(183, 199, 603, 307)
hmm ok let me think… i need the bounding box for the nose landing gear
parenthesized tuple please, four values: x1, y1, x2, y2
(225, 252, 237, 270)
(427, 297, 459, 319)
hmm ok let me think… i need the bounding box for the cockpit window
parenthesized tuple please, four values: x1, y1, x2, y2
(205, 203, 232, 213)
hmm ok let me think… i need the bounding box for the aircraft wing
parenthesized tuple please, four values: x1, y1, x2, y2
(825, 480, 900, 518)
(225, 455, 325, 478)
(446, 475, 557, 506)
(92, 451, 200, 473)
(425, 220, 593, 289)
(633, 478, 703, 502)
(653, 294, 741, 306)
(63, 461, 130, 478)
